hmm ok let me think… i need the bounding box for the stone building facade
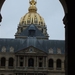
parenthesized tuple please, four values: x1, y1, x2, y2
(0, 0, 65, 75)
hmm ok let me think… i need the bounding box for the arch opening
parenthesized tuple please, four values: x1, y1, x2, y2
(28, 58, 34, 67)
(8, 57, 14, 67)
(1, 57, 6, 67)
(56, 59, 62, 69)
(48, 59, 54, 69)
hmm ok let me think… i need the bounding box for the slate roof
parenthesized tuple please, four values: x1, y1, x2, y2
(0, 38, 65, 54)
(17, 24, 45, 37)
(0, 24, 65, 54)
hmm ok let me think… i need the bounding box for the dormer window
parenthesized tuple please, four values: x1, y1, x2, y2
(10, 47, 14, 52)
(49, 48, 53, 54)
(29, 30, 35, 37)
(57, 48, 61, 54)
(28, 25, 36, 37)
(2, 46, 6, 52)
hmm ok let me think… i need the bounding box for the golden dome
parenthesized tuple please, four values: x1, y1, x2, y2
(19, 0, 45, 26)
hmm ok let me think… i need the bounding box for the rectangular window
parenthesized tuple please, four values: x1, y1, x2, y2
(20, 62, 23, 67)
(39, 62, 42, 67)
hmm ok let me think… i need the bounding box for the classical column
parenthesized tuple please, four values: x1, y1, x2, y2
(6, 59, 8, 69)
(36, 56, 37, 67)
(54, 61, 56, 70)
(16, 56, 18, 67)
(18, 56, 19, 67)
(43, 57, 44, 68)
(34, 56, 36, 67)
(62, 61, 64, 71)
(14, 56, 17, 69)
(26, 56, 28, 67)
(24, 56, 25, 67)
(37, 57, 38, 67)
(46, 57, 47, 68)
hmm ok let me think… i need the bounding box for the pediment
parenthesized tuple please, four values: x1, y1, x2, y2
(15, 46, 47, 55)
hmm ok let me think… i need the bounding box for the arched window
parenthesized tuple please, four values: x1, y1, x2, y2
(1, 57, 6, 66)
(8, 57, 14, 67)
(56, 59, 61, 69)
(48, 59, 54, 69)
(28, 58, 34, 67)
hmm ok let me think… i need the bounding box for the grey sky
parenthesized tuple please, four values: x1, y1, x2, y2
(0, 0, 65, 40)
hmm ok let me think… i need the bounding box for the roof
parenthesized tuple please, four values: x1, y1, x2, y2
(17, 24, 45, 37)
(0, 38, 65, 54)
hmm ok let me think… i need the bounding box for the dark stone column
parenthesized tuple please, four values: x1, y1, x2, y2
(63, 13, 68, 75)
(0, 13, 2, 22)
(64, 1, 75, 75)
(0, 0, 5, 22)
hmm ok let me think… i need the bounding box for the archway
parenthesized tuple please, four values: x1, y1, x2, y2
(0, 0, 68, 75)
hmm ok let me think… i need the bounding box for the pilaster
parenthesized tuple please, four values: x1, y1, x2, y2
(54, 61, 56, 70)
(6, 60, 8, 69)
(18, 56, 19, 67)
(62, 61, 64, 71)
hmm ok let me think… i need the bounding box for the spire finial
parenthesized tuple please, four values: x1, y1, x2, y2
(29, 0, 37, 5)
(28, 0, 37, 12)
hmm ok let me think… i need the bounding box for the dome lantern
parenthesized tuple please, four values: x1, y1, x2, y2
(28, 0, 37, 13)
